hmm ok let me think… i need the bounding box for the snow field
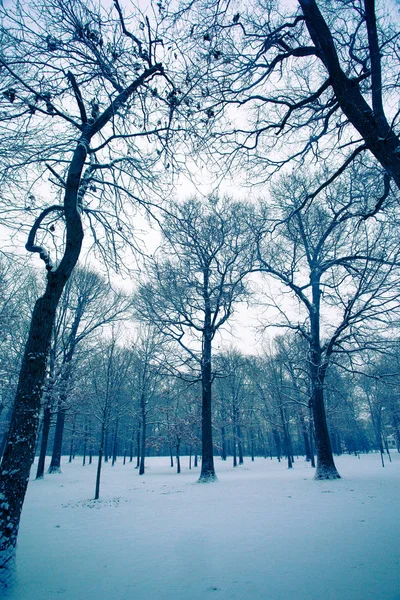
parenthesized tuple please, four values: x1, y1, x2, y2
(5, 453, 400, 600)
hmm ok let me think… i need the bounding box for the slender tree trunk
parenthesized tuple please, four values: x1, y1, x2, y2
(299, 412, 312, 462)
(169, 442, 174, 467)
(95, 421, 106, 500)
(48, 404, 67, 473)
(272, 428, 282, 462)
(176, 440, 181, 474)
(237, 424, 244, 465)
(220, 426, 227, 460)
(68, 415, 76, 463)
(112, 417, 119, 467)
(279, 406, 293, 469)
(36, 404, 52, 479)
(135, 424, 140, 469)
(82, 420, 88, 466)
(139, 407, 146, 475)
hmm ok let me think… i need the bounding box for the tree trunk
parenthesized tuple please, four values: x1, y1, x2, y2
(220, 426, 227, 460)
(112, 418, 119, 467)
(135, 425, 140, 469)
(36, 404, 52, 479)
(0, 273, 72, 584)
(68, 415, 76, 463)
(176, 440, 181, 474)
(237, 424, 244, 465)
(139, 410, 146, 475)
(298, 0, 400, 192)
(95, 421, 106, 500)
(199, 316, 216, 481)
(48, 404, 67, 473)
(82, 420, 88, 466)
(279, 406, 293, 469)
(311, 381, 340, 479)
(272, 428, 282, 462)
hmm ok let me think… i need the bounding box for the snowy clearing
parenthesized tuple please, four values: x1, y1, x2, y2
(5, 453, 400, 600)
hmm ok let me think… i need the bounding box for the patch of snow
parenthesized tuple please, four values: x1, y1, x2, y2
(4, 453, 400, 600)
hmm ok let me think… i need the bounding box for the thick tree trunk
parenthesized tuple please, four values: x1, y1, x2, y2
(298, 0, 400, 191)
(199, 321, 216, 482)
(311, 381, 340, 479)
(36, 404, 52, 479)
(0, 277, 66, 584)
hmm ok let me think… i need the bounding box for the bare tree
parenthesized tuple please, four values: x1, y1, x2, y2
(0, 0, 179, 583)
(255, 169, 400, 478)
(177, 0, 399, 200)
(136, 196, 256, 481)
(35, 266, 130, 479)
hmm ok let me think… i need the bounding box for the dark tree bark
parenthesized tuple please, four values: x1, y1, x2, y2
(220, 426, 227, 461)
(298, 0, 400, 191)
(95, 420, 106, 500)
(0, 136, 86, 583)
(112, 418, 119, 466)
(48, 404, 67, 473)
(35, 404, 52, 479)
(272, 428, 282, 462)
(199, 320, 216, 482)
(176, 440, 181, 474)
(139, 405, 146, 475)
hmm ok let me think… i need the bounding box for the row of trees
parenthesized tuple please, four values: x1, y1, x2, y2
(1, 0, 399, 588)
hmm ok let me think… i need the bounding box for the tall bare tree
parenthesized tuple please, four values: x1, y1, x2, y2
(0, 0, 178, 584)
(136, 196, 256, 481)
(255, 169, 400, 478)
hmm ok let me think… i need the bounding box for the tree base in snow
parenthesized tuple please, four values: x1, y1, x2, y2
(47, 467, 62, 474)
(314, 465, 341, 480)
(197, 473, 218, 483)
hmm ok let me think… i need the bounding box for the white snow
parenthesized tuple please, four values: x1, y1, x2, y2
(4, 453, 400, 600)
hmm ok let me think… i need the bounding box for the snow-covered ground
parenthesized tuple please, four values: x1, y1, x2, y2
(5, 453, 400, 600)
